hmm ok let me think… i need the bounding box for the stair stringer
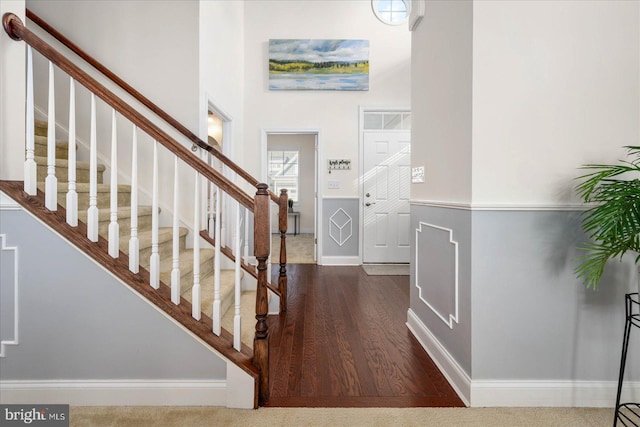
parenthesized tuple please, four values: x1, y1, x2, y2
(0, 185, 257, 408)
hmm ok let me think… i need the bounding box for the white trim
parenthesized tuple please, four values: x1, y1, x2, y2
(415, 222, 459, 329)
(320, 256, 360, 266)
(0, 380, 227, 406)
(0, 234, 19, 357)
(406, 310, 640, 408)
(410, 199, 588, 211)
(359, 106, 411, 265)
(406, 309, 470, 405)
(470, 380, 640, 408)
(0, 192, 21, 210)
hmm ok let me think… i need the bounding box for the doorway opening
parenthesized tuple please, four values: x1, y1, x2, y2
(261, 130, 320, 266)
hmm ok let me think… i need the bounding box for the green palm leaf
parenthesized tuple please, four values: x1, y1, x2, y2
(575, 146, 640, 289)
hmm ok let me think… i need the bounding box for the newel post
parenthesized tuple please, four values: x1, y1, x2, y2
(278, 189, 288, 313)
(253, 183, 270, 404)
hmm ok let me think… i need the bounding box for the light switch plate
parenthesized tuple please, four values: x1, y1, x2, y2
(328, 180, 340, 189)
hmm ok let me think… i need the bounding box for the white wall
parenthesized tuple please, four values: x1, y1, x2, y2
(242, 0, 411, 198)
(410, 0, 473, 204)
(199, 0, 245, 172)
(26, 0, 201, 225)
(472, 0, 640, 206)
(267, 133, 315, 233)
(0, 0, 25, 181)
(409, 0, 640, 406)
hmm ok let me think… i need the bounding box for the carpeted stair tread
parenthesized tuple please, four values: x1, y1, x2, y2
(78, 206, 155, 237)
(34, 119, 48, 133)
(37, 182, 132, 210)
(158, 248, 215, 290)
(35, 155, 105, 172)
(182, 270, 237, 318)
(35, 155, 105, 183)
(122, 226, 188, 253)
(78, 205, 154, 222)
(34, 139, 72, 159)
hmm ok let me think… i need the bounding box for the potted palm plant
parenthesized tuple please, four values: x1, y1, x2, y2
(575, 146, 640, 291)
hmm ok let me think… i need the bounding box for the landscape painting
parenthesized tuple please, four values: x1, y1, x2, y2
(269, 39, 369, 91)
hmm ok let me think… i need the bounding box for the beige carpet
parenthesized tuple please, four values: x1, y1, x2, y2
(69, 406, 611, 426)
(271, 233, 315, 264)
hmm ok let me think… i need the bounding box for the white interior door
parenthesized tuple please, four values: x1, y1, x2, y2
(362, 131, 411, 263)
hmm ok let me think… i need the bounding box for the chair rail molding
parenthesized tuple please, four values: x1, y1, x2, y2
(410, 199, 587, 211)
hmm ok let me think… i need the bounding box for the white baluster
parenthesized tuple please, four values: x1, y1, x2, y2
(129, 126, 139, 273)
(45, 62, 57, 211)
(108, 109, 119, 258)
(220, 193, 227, 248)
(233, 200, 242, 351)
(149, 140, 159, 289)
(212, 186, 222, 335)
(192, 171, 201, 320)
(208, 156, 215, 238)
(171, 156, 181, 305)
(66, 77, 78, 226)
(24, 46, 36, 195)
(243, 208, 249, 259)
(87, 94, 99, 242)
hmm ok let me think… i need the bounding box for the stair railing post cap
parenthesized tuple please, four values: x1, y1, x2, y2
(3, 13, 24, 41)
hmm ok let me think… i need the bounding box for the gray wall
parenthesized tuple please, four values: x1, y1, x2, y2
(410, 204, 472, 376)
(322, 198, 359, 258)
(410, 204, 640, 383)
(471, 209, 639, 381)
(0, 209, 226, 380)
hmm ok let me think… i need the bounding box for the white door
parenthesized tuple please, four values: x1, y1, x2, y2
(362, 131, 411, 263)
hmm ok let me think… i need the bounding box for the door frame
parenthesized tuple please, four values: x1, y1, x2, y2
(260, 129, 322, 264)
(358, 106, 411, 264)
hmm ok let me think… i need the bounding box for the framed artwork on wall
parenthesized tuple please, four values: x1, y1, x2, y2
(269, 39, 369, 91)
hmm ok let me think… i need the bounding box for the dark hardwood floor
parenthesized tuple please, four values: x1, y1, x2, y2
(265, 264, 465, 407)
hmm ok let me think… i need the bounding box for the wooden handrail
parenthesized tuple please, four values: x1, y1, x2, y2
(25, 9, 280, 204)
(3, 12, 254, 211)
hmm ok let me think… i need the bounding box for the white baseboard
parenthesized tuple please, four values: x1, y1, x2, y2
(0, 380, 227, 406)
(471, 380, 640, 408)
(320, 256, 360, 266)
(406, 309, 471, 405)
(407, 310, 640, 408)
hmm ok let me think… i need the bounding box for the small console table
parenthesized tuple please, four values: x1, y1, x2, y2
(614, 292, 639, 426)
(288, 211, 300, 236)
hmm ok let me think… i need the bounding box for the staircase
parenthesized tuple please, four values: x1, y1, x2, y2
(32, 119, 256, 347)
(1, 10, 289, 407)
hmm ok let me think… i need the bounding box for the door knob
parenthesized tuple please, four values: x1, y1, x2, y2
(366, 193, 371, 197)
(365, 202, 376, 207)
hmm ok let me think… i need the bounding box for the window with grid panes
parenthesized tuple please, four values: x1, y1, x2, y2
(268, 150, 299, 202)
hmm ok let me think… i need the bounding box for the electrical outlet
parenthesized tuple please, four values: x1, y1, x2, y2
(328, 180, 340, 189)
